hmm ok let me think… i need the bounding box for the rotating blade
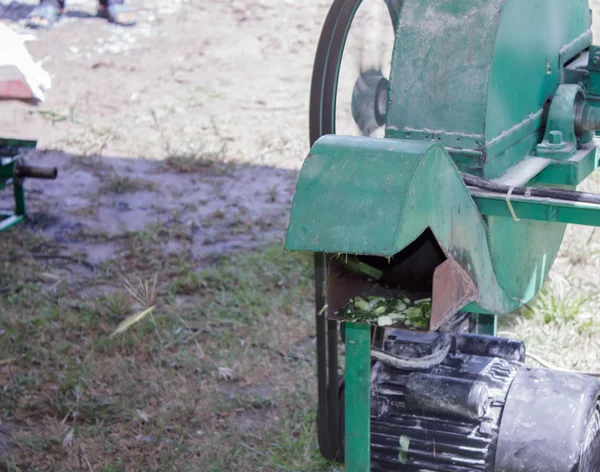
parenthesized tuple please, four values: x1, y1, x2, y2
(351, 68, 388, 136)
(309, 0, 397, 142)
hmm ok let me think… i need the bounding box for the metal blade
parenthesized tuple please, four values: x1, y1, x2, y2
(351, 68, 388, 136)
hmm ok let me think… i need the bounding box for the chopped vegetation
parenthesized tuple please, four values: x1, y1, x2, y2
(334, 295, 431, 329)
(0, 228, 335, 472)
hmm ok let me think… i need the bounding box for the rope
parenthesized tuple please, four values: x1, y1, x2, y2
(505, 186, 520, 222)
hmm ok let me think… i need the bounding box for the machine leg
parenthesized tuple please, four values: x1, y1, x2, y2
(475, 313, 497, 336)
(14, 180, 26, 216)
(0, 181, 26, 231)
(345, 322, 371, 472)
(327, 318, 340, 454)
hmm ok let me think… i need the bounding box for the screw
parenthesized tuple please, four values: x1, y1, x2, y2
(592, 52, 600, 66)
(549, 130, 563, 145)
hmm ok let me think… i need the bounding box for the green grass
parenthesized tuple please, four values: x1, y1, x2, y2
(500, 281, 600, 373)
(4, 217, 598, 472)
(0, 228, 335, 472)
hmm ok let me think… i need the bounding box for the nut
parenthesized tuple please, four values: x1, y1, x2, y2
(549, 130, 563, 145)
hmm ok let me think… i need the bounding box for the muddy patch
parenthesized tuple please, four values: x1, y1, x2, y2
(2, 150, 298, 265)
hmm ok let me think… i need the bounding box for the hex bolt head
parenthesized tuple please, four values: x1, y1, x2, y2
(549, 130, 563, 145)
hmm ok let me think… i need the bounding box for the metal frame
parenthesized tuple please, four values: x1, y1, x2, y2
(341, 194, 600, 471)
(0, 138, 37, 232)
(291, 1, 600, 470)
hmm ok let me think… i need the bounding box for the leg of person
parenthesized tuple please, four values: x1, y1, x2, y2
(97, 0, 136, 26)
(25, 0, 64, 29)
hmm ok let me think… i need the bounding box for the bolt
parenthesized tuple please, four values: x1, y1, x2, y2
(549, 130, 563, 145)
(593, 52, 600, 66)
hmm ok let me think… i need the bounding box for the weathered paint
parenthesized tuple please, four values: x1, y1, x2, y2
(531, 144, 598, 186)
(385, 0, 505, 149)
(285, 135, 511, 314)
(386, 0, 591, 179)
(286, 0, 600, 316)
(485, 0, 591, 175)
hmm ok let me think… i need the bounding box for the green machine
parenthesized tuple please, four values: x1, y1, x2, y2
(0, 138, 57, 231)
(286, 0, 600, 470)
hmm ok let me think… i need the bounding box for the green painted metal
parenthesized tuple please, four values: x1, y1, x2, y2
(285, 0, 600, 330)
(536, 85, 591, 159)
(14, 179, 25, 216)
(0, 138, 36, 232)
(344, 322, 371, 472)
(0, 214, 24, 232)
(472, 191, 600, 227)
(386, 0, 591, 178)
(286, 1, 600, 470)
(383, 0, 595, 322)
(385, 0, 505, 154)
(287, 133, 552, 316)
(474, 314, 497, 336)
(531, 146, 598, 186)
(587, 46, 600, 97)
(0, 138, 36, 157)
(287, 0, 600, 320)
(484, 1, 590, 175)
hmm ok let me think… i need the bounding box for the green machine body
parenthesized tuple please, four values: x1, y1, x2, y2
(285, 1, 600, 471)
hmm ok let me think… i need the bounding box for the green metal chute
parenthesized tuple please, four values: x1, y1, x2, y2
(286, 135, 513, 316)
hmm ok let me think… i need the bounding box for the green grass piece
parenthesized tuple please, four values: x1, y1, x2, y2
(398, 435, 411, 464)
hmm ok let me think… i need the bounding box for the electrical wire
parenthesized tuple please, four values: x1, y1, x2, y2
(371, 312, 470, 371)
(371, 333, 452, 371)
(460, 172, 600, 205)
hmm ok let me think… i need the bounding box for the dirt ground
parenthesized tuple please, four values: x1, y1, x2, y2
(0, 0, 599, 271)
(0, 0, 330, 266)
(0, 0, 322, 167)
(1, 0, 600, 470)
(0, 3, 336, 469)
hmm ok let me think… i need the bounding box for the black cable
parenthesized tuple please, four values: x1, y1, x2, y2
(371, 333, 452, 371)
(371, 310, 470, 371)
(460, 172, 600, 205)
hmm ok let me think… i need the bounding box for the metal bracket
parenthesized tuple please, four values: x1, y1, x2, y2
(536, 85, 588, 158)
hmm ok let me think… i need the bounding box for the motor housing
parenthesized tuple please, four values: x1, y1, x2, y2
(337, 330, 600, 472)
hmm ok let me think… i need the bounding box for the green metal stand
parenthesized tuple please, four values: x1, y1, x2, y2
(475, 314, 497, 336)
(0, 179, 25, 231)
(345, 323, 371, 472)
(0, 138, 36, 232)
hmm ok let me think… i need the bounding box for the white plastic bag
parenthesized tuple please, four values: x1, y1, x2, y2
(0, 22, 51, 103)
